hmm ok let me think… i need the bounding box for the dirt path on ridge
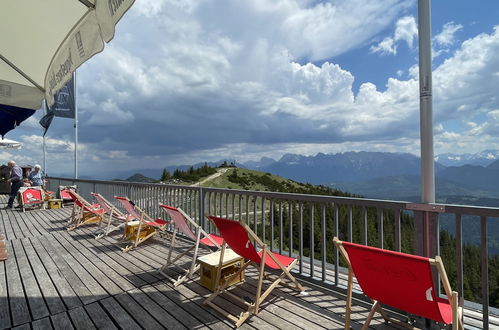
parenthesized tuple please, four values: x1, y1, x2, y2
(190, 168, 231, 186)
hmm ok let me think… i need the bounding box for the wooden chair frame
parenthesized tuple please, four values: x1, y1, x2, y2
(158, 204, 222, 286)
(66, 190, 104, 231)
(115, 196, 169, 252)
(333, 237, 463, 330)
(205, 215, 307, 328)
(91, 192, 128, 239)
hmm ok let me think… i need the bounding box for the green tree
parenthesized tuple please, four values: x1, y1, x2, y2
(160, 169, 171, 181)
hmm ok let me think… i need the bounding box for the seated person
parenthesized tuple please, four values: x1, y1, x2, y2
(28, 164, 44, 187)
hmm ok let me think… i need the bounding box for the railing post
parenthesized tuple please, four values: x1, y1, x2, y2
(481, 216, 489, 329)
(413, 208, 440, 329)
(455, 214, 464, 299)
(199, 187, 205, 229)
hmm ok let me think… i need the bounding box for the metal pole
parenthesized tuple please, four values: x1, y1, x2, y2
(43, 136, 46, 172)
(418, 5, 439, 329)
(42, 101, 47, 174)
(74, 71, 78, 179)
(418, 0, 435, 204)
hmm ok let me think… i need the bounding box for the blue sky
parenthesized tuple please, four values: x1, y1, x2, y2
(4, 0, 499, 178)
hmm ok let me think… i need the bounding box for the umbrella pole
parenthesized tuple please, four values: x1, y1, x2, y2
(418, 0, 435, 204)
(42, 101, 47, 174)
(43, 136, 46, 174)
(74, 72, 78, 180)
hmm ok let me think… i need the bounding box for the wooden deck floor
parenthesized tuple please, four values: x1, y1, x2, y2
(0, 196, 422, 330)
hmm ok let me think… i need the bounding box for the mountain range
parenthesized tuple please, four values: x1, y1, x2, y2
(73, 149, 499, 204)
(435, 149, 499, 167)
(240, 150, 499, 202)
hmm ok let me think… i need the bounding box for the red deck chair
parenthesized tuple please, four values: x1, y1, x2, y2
(333, 237, 463, 330)
(205, 215, 307, 328)
(158, 205, 223, 286)
(66, 190, 104, 231)
(58, 185, 76, 204)
(18, 186, 45, 212)
(115, 196, 169, 252)
(91, 192, 129, 239)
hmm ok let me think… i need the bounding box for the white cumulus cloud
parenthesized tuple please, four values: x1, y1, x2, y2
(371, 16, 418, 55)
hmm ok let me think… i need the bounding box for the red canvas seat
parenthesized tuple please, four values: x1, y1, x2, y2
(145, 219, 168, 226)
(58, 185, 76, 202)
(115, 196, 169, 252)
(18, 186, 45, 212)
(66, 190, 104, 231)
(158, 204, 223, 286)
(333, 237, 463, 330)
(205, 215, 306, 328)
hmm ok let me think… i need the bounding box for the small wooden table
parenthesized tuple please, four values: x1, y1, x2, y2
(198, 249, 245, 291)
(48, 199, 62, 209)
(124, 220, 154, 240)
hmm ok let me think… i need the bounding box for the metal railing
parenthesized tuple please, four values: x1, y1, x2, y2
(47, 177, 498, 329)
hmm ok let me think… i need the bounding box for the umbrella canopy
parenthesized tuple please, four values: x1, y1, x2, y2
(0, 138, 22, 150)
(0, 104, 35, 137)
(0, 0, 135, 110)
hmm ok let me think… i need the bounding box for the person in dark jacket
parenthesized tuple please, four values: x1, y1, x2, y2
(4, 160, 23, 209)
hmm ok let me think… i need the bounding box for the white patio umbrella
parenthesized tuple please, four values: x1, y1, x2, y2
(0, 0, 135, 110)
(0, 138, 22, 150)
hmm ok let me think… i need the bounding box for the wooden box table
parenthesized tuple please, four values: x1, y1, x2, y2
(198, 249, 245, 291)
(124, 220, 155, 240)
(48, 199, 62, 209)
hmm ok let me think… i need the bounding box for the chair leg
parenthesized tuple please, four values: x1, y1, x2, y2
(134, 222, 143, 248)
(362, 300, 381, 330)
(345, 267, 353, 330)
(188, 230, 202, 278)
(98, 212, 114, 238)
(452, 291, 458, 330)
(204, 260, 252, 328)
(254, 252, 267, 314)
(166, 229, 177, 265)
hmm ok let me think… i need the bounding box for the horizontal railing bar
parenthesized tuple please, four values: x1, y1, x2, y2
(48, 177, 499, 217)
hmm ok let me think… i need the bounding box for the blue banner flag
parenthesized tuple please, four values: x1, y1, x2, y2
(51, 76, 75, 118)
(39, 76, 75, 136)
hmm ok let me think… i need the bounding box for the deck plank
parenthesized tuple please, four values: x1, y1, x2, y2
(99, 297, 142, 330)
(134, 285, 193, 329)
(29, 236, 83, 310)
(11, 239, 50, 320)
(84, 302, 118, 330)
(68, 306, 97, 330)
(51, 312, 75, 330)
(2, 209, 16, 240)
(56, 230, 136, 292)
(32, 317, 54, 330)
(21, 237, 67, 315)
(38, 236, 100, 305)
(4, 240, 31, 326)
(11, 324, 31, 330)
(51, 231, 123, 296)
(0, 258, 12, 330)
(114, 291, 165, 329)
(75, 226, 162, 285)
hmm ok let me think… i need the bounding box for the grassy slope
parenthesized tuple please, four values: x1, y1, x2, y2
(199, 168, 304, 190)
